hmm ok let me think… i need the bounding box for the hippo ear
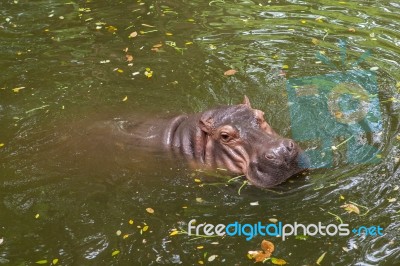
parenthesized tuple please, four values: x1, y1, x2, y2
(199, 112, 214, 134)
(242, 95, 252, 108)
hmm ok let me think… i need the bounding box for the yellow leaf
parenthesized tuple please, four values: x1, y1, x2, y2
(122, 96, 128, 102)
(35, 214, 40, 219)
(123, 234, 130, 239)
(146, 207, 154, 214)
(111, 250, 120, 256)
(106, 25, 118, 33)
(129, 219, 134, 225)
(396, 135, 400, 141)
(52, 258, 59, 265)
(117, 69, 124, 73)
(316, 252, 327, 265)
(198, 261, 204, 265)
(166, 32, 173, 36)
(312, 38, 320, 45)
(116, 230, 122, 236)
(339, 195, 345, 200)
(194, 178, 201, 183)
(0, 143, 4, 148)
(185, 41, 193, 45)
(170, 230, 179, 236)
(348, 28, 356, 32)
(301, 20, 306, 24)
(35, 260, 48, 264)
(271, 258, 287, 265)
(143, 225, 149, 232)
(282, 65, 289, 69)
(12, 87, 25, 93)
(187, 18, 195, 22)
(197, 245, 204, 249)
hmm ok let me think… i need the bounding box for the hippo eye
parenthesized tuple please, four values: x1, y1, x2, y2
(220, 132, 232, 142)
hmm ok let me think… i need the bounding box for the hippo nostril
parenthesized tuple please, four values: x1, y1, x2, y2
(286, 140, 294, 152)
(265, 154, 275, 160)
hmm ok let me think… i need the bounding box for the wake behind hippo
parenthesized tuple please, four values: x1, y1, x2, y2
(105, 96, 306, 188)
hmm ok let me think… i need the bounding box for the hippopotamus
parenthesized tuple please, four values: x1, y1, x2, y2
(111, 96, 305, 188)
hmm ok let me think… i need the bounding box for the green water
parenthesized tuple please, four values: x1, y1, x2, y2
(0, 0, 399, 265)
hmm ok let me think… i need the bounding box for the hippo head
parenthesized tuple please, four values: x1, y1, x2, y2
(198, 96, 306, 188)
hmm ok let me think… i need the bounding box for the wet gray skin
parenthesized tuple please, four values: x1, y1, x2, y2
(113, 96, 305, 188)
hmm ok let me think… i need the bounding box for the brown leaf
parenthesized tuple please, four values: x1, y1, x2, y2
(126, 54, 133, 62)
(153, 43, 163, 48)
(146, 207, 154, 214)
(254, 251, 270, 262)
(341, 203, 360, 214)
(224, 69, 237, 76)
(129, 31, 138, 38)
(261, 240, 275, 254)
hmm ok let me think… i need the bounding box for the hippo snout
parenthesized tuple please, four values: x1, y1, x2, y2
(263, 139, 298, 167)
(247, 138, 303, 188)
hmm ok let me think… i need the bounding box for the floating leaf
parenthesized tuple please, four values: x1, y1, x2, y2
(116, 230, 122, 236)
(269, 218, 278, 223)
(170, 230, 179, 236)
(126, 54, 133, 62)
(112, 250, 120, 256)
(142, 23, 155, 27)
(388, 198, 396, 203)
(194, 178, 201, 183)
(301, 20, 306, 24)
(250, 201, 259, 206)
(129, 219, 134, 225)
(122, 96, 128, 102)
(166, 32, 173, 36)
(282, 65, 289, 69)
(207, 255, 217, 262)
(341, 203, 360, 214)
(312, 38, 320, 45)
(295, 235, 308, 240)
(144, 68, 153, 78)
(35, 214, 40, 219)
(146, 207, 154, 214)
(106, 25, 118, 33)
(52, 258, 59, 265)
(196, 197, 204, 203)
(198, 261, 204, 265)
(339, 195, 345, 200)
(348, 28, 356, 32)
(394, 185, 399, 191)
(224, 69, 237, 76)
(153, 43, 163, 48)
(123, 234, 130, 239)
(12, 86, 25, 93)
(271, 258, 287, 265)
(0, 143, 4, 148)
(129, 31, 138, 38)
(261, 240, 274, 253)
(396, 135, 400, 141)
(316, 252, 327, 265)
(35, 260, 48, 264)
(0, 238, 3, 245)
(197, 246, 204, 249)
(143, 225, 149, 232)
